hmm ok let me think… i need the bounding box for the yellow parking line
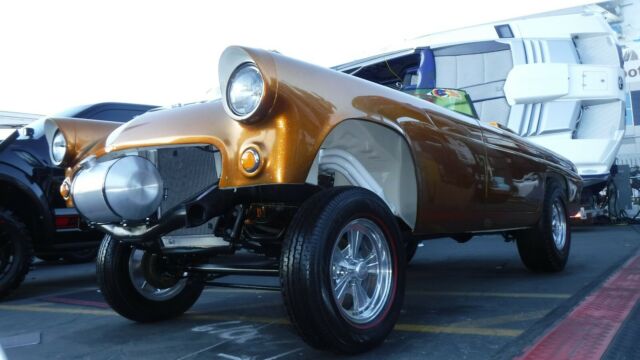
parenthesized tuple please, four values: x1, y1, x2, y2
(449, 310, 549, 328)
(394, 323, 522, 337)
(0, 304, 115, 316)
(202, 288, 571, 299)
(0, 303, 521, 337)
(184, 314, 523, 336)
(409, 291, 570, 299)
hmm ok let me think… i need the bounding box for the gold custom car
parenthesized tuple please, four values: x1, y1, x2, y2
(45, 46, 581, 353)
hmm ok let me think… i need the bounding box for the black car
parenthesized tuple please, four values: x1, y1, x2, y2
(0, 102, 157, 298)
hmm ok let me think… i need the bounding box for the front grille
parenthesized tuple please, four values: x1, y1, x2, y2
(156, 146, 219, 236)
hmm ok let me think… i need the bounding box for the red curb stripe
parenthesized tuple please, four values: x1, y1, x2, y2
(42, 297, 110, 309)
(517, 253, 640, 360)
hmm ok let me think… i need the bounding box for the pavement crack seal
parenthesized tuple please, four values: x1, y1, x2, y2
(515, 250, 640, 360)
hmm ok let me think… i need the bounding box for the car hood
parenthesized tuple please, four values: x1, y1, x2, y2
(102, 100, 241, 155)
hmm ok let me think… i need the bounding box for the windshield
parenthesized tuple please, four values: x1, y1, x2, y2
(403, 88, 478, 118)
(340, 51, 479, 119)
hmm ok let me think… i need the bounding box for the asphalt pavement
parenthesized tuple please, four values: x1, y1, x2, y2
(0, 224, 638, 359)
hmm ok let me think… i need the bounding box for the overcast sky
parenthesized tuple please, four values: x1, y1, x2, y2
(0, 0, 594, 115)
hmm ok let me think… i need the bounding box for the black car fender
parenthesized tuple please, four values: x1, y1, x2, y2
(0, 161, 54, 243)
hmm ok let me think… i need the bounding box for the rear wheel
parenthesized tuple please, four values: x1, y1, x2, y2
(0, 209, 33, 299)
(96, 235, 204, 322)
(280, 187, 406, 354)
(515, 183, 570, 272)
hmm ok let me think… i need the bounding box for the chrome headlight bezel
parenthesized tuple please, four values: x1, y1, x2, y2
(51, 130, 67, 165)
(219, 47, 277, 124)
(226, 63, 265, 119)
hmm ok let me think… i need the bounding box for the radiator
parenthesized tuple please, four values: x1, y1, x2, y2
(156, 146, 219, 236)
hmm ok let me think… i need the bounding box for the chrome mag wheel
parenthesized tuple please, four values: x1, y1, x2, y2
(330, 218, 393, 324)
(551, 200, 567, 250)
(128, 249, 187, 301)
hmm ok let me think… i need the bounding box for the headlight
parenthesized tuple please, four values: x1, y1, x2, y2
(226, 63, 264, 118)
(51, 130, 67, 165)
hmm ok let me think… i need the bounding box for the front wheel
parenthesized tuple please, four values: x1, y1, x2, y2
(515, 183, 570, 272)
(0, 209, 33, 299)
(96, 235, 204, 322)
(280, 187, 406, 354)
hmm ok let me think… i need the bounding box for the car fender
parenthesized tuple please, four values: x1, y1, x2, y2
(0, 161, 54, 242)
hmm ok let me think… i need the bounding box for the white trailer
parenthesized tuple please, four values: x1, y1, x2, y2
(0, 111, 42, 141)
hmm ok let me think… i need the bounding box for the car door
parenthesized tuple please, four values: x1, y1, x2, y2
(405, 111, 487, 234)
(477, 123, 545, 229)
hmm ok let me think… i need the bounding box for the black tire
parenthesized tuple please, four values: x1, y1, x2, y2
(515, 182, 570, 272)
(96, 235, 204, 322)
(0, 208, 33, 299)
(61, 248, 98, 264)
(405, 238, 419, 263)
(280, 187, 406, 354)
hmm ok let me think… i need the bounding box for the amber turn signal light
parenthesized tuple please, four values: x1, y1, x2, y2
(240, 147, 261, 174)
(60, 178, 71, 200)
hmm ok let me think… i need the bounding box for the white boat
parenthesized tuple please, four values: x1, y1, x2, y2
(335, 12, 626, 188)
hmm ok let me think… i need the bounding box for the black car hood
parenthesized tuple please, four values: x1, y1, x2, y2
(0, 130, 18, 152)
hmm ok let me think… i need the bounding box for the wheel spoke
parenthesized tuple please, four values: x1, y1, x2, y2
(363, 251, 376, 265)
(351, 281, 370, 312)
(364, 252, 379, 274)
(366, 263, 379, 274)
(348, 229, 362, 259)
(332, 245, 348, 267)
(334, 276, 351, 304)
